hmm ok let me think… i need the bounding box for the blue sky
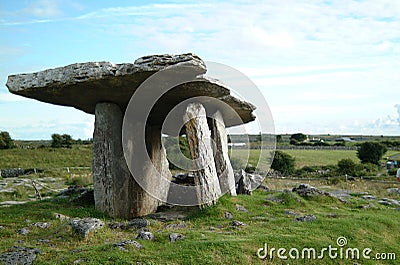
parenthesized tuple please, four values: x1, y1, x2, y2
(1, 0, 400, 140)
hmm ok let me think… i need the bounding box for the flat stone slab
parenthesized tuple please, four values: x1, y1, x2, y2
(7, 53, 255, 129)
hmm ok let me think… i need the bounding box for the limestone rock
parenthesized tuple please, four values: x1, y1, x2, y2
(235, 204, 249, 213)
(0, 246, 41, 265)
(235, 169, 264, 195)
(69, 218, 105, 238)
(211, 110, 236, 196)
(169, 233, 185, 242)
(113, 240, 143, 251)
(164, 222, 187, 230)
(136, 229, 154, 241)
(30, 222, 51, 229)
(292, 184, 329, 197)
(295, 215, 317, 222)
(184, 103, 221, 207)
(128, 219, 150, 229)
(224, 211, 234, 220)
(231, 220, 247, 227)
(17, 228, 30, 235)
(7, 54, 255, 130)
(53, 213, 70, 221)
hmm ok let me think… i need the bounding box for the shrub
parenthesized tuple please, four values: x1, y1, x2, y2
(0, 131, 14, 149)
(357, 142, 387, 165)
(271, 151, 295, 175)
(388, 168, 398, 176)
(51, 133, 74, 148)
(337, 158, 357, 176)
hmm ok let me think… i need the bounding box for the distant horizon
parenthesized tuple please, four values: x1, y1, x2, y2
(9, 132, 400, 141)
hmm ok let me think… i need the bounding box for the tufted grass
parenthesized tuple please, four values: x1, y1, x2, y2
(0, 179, 399, 264)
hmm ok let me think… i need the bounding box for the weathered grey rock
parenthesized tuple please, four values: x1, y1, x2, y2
(114, 240, 143, 251)
(123, 121, 172, 216)
(211, 110, 236, 196)
(69, 218, 105, 238)
(265, 197, 285, 204)
(231, 220, 247, 227)
(283, 210, 298, 216)
(0, 246, 41, 265)
(184, 103, 221, 207)
(128, 219, 150, 229)
(93, 102, 135, 218)
(6, 54, 255, 129)
(361, 195, 376, 200)
(387, 188, 400, 195)
(53, 213, 70, 221)
(235, 204, 249, 213)
(295, 215, 317, 222)
(224, 211, 234, 220)
(17, 228, 30, 235)
(30, 222, 51, 229)
(169, 233, 185, 242)
(0, 168, 25, 178)
(293, 184, 329, 197)
(164, 222, 187, 230)
(361, 203, 376, 209)
(136, 229, 154, 241)
(235, 169, 264, 195)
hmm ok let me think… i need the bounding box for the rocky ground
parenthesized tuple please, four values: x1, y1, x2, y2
(1, 174, 400, 264)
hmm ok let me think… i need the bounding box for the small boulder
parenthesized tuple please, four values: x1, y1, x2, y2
(235, 204, 249, 213)
(224, 211, 234, 220)
(292, 184, 329, 197)
(136, 229, 154, 241)
(17, 228, 30, 235)
(0, 246, 41, 265)
(30, 222, 51, 229)
(387, 188, 400, 195)
(235, 169, 264, 195)
(53, 213, 70, 221)
(128, 219, 150, 229)
(295, 215, 317, 222)
(169, 233, 186, 243)
(69, 218, 105, 238)
(231, 220, 247, 227)
(164, 222, 186, 230)
(114, 240, 143, 251)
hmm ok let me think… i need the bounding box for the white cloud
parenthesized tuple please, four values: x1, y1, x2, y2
(23, 0, 63, 17)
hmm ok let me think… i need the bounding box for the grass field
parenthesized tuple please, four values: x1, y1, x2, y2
(1, 145, 400, 264)
(0, 182, 399, 264)
(0, 145, 92, 169)
(284, 149, 359, 168)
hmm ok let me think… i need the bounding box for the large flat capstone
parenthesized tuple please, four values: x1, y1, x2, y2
(6, 53, 255, 129)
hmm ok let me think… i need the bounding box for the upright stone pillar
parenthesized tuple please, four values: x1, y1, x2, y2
(211, 110, 236, 196)
(93, 102, 134, 218)
(93, 103, 171, 218)
(184, 103, 221, 207)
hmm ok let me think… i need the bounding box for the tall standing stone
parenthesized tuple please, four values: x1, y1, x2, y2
(184, 103, 221, 207)
(211, 110, 236, 196)
(93, 102, 133, 218)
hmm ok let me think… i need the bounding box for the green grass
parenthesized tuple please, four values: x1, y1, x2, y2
(0, 185, 399, 264)
(283, 149, 359, 168)
(1, 145, 400, 264)
(0, 145, 92, 169)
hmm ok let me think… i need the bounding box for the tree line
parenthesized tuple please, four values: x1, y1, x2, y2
(271, 141, 391, 177)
